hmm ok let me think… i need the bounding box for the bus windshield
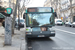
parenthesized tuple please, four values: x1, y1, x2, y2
(26, 13, 54, 27)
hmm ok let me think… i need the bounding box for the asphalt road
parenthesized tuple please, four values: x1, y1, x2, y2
(27, 25, 75, 50)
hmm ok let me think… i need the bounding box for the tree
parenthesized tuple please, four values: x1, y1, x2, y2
(12, 0, 32, 34)
(0, 6, 6, 11)
(19, 0, 33, 18)
(12, 0, 19, 34)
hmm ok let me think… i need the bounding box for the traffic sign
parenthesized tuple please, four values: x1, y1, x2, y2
(61, 17, 63, 19)
(6, 8, 12, 14)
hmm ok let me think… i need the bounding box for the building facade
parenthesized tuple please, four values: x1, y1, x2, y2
(60, 0, 75, 22)
(60, 0, 70, 22)
(0, 0, 16, 8)
(44, 0, 75, 22)
(70, 0, 75, 22)
(44, 0, 61, 19)
(0, 0, 9, 8)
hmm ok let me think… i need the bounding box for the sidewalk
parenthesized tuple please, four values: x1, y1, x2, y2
(0, 22, 2, 27)
(0, 26, 27, 50)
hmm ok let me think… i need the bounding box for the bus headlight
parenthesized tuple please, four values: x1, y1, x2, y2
(26, 27, 32, 32)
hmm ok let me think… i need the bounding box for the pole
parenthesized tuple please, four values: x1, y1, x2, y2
(5, 17, 12, 45)
(4, 0, 12, 45)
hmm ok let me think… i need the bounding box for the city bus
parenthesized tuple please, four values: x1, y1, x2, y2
(23, 7, 55, 38)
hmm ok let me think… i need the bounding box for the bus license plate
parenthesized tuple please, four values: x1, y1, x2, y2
(38, 35, 45, 37)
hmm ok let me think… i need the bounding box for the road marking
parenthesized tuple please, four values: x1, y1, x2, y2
(55, 28, 75, 34)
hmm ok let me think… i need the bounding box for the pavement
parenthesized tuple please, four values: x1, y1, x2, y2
(0, 23, 2, 26)
(0, 26, 27, 50)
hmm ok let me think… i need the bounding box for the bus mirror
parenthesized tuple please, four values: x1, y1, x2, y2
(23, 13, 26, 19)
(54, 12, 57, 17)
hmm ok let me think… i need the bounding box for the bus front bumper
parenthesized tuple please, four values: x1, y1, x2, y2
(26, 31, 55, 38)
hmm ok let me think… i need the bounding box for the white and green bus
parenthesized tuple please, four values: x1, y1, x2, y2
(23, 7, 55, 38)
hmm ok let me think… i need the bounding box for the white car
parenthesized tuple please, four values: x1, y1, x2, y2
(65, 22, 72, 27)
(55, 19, 63, 25)
(56, 20, 63, 25)
(72, 22, 75, 27)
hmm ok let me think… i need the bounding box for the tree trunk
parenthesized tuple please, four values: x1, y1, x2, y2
(12, 0, 18, 34)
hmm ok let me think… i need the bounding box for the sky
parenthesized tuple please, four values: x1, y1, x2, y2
(26, 0, 46, 7)
(20, 0, 46, 7)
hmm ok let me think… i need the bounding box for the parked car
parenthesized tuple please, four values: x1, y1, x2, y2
(15, 19, 25, 28)
(72, 22, 75, 27)
(55, 19, 63, 25)
(65, 22, 72, 27)
(55, 19, 61, 25)
(56, 20, 63, 25)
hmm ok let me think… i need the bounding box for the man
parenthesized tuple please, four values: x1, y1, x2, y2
(2, 19, 5, 28)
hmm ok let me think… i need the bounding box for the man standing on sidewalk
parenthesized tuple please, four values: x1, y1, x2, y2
(2, 19, 5, 28)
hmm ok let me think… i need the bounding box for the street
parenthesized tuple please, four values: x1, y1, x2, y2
(1, 0, 75, 50)
(27, 25, 75, 50)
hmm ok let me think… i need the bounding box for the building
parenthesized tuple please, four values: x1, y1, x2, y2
(10, 0, 16, 9)
(60, 0, 75, 22)
(44, 0, 61, 19)
(70, 0, 75, 22)
(44, 0, 75, 22)
(0, 0, 9, 8)
(60, 0, 70, 22)
(0, 0, 16, 8)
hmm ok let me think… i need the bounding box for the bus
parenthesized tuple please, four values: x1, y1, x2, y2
(23, 7, 55, 38)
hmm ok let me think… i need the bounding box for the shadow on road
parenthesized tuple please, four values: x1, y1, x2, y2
(27, 37, 54, 42)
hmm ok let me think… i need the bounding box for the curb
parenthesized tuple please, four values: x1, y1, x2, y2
(20, 39, 26, 50)
(20, 29, 26, 50)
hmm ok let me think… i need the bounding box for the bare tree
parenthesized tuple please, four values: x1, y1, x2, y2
(19, 0, 33, 18)
(12, 0, 19, 34)
(12, 0, 33, 34)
